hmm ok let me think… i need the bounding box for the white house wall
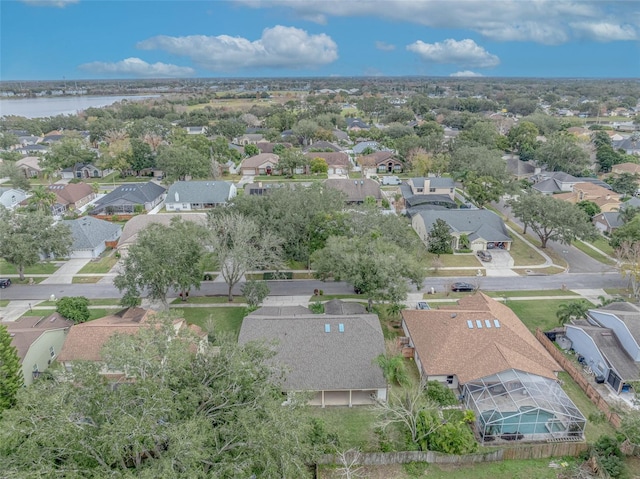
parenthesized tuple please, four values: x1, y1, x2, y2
(589, 310, 640, 361)
(22, 329, 69, 386)
(565, 325, 611, 379)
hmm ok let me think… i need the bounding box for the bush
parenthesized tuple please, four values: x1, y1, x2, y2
(241, 280, 270, 308)
(425, 380, 459, 406)
(309, 302, 324, 314)
(381, 198, 390, 209)
(56, 296, 90, 324)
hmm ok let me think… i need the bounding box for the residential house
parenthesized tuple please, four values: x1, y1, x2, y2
(238, 306, 387, 407)
(0, 187, 28, 210)
(47, 182, 95, 216)
(243, 182, 292, 196)
(184, 126, 206, 135)
(412, 209, 512, 251)
(593, 212, 623, 235)
(57, 308, 205, 376)
(304, 151, 350, 175)
(256, 141, 292, 154)
(303, 141, 342, 153)
(352, 141, 385, 155)
(531, 172, 580, 194)
(402, 293, 584, 443)
(346, 118, 370, 132)
(3, 314, 73, 386)
(117, 213, 207, 255)
(565, 302, 640, 394)
(15, 156, 44, 178)
(504, 155, 538, 180)
(612, 137, 640, 156)
(358, 151, 403, 174)
(165, 180, 237, 211)
(61, 216, 122, 258)
(61, 162, 108, 180)
(16, 144, 48, 155)
(554, 182, 621, 213)
(234, 133, 265, 146)
(239, 153, 279, 176)
(612, 162, 640, 176)
(401, 177, 457, 216)
(324, 178, 383, 204)
(90, 181, 166, 216)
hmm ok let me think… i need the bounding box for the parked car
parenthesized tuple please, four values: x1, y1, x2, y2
(416, 301, 431, 310)
(477, 250, 492, 262)
(451, 282, 475, 292)
(0, 278, 11, 288)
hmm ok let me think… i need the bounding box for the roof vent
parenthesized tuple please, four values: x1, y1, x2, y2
(360, 180, 364, 185)
(354, 180, 358, 185)
(451, 313, 457, 318)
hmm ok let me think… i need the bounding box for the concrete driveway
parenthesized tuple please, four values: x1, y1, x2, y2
(40, 258, 91, 285)
(481, 250, 519, 277)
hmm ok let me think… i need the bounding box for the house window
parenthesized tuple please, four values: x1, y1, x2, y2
(450, 188, 454, 193)
(50, 346, 55, 358)
(446, 375, 454, 384)
(416, 188, 423, 193)
(429, 188, 436, 193)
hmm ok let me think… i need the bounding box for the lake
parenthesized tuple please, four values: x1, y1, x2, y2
(0, 95, 160, 119)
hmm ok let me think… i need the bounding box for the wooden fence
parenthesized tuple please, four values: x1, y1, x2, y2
(535, 329, 622, 429)
(500, 441, 588, 460)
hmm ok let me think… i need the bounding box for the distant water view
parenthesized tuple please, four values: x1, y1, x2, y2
(0, 95, 159, 118)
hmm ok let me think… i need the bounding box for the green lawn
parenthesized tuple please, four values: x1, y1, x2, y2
(307, 407, 381, 451)
(558, 371, 616, 442)
(487, 290, 580, 298)
(0, 300, 9, 307)
(174, 306, 246, 339)
(170, 296, 246, 305)
(508, 234, 546, 267)
(25, 308, 114, 321)
(590, 237, 616, 256)
(0, 260, 60, 275)
(573, 241, 617, 265)
(38, 298, 123, 307)
(425, 252, 480, 268)
(72, 276, 102, 284)
(77, 254, 119, 274)
(506, 299, 593, 333)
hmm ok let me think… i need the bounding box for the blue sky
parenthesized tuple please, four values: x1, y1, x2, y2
(1, 0, 639, 80)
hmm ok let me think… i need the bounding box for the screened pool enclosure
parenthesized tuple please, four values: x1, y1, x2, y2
(462, 370, 586, 443)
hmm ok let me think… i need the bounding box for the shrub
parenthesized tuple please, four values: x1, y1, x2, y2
(241, 280, 270, 308)
(309, 302, 324, 314)
(425, 380, 459, 406)
(381, 198, 390, 209)
(56, 296, 90, 324)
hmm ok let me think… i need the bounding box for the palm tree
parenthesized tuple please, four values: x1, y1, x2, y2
(27, 186, 57, 214)
(374, 354, 411, 388)
(556, 301, 589, 325)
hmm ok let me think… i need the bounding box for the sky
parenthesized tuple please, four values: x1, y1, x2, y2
(1, 0, 639, 80)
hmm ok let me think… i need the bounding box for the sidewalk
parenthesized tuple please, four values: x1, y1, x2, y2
(39, 258, 92, 285)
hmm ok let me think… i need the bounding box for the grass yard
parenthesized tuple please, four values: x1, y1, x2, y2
(72, 276, 102, 284)
(24, 308, 113, 321)
(307, 407, 381, 451)
(557, 371, 616, 442)
(589, 237, 615, 256)
(425, 252, 480, 268)
(174, 306, 246, 339)
(38, 298, 123, 307)
(508, 235, 547, 267)
(506, 299, 594, 333)
(573, 241, 617, 265)
(0, 260, 60, 275)
(170, 296, 246, 305)
(0, 300, 9, 307)
(77, 254, 119, 274)
(514, 265, 566, 275)
(487, 290, 580, 299)
(319, 458, 579, 479)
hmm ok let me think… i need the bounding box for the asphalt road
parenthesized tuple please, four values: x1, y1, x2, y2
(0, 272, 627, 301)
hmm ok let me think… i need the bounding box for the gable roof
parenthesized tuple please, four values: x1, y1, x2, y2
(238, 313, 386, 391)
(256, 142, 292, 154)
(3, 314, 73, 362)
(360, 151, 396, 165)
(612, 162, 640, 175)
(62, 216, 122, 250)
(303, 151, 350, 167)
(324, 178, 382, 201)
(414, 209, 511, 243)
(165, 181, 234, 205)
(47, 182, 93, 205)
(594, 212, 623, 229)
(303, 141, 342, 152)
(57, 308, 155, 362)
(92, 181, 166, 209)
(402, 292, 560, 384)
(323, 299, 367, 316)
(15, 156, 43, 171)
(240, 153, 279, 169)
(118, 213, 207, 249)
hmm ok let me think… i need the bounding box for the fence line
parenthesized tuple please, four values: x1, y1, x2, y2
(535, 329, 622, 429)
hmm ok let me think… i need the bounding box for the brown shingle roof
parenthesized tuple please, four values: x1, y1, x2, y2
(3, 313, 73, 361)
(402, 292, 560, 384)
(117, 213, 207, 250)
(48, 183, 93, 206)
(612, 162, 640, 175)
(324, 178, 382, 202)
(240, 153, 279, 169)
(57, 308, 156, 362)
(304, 151, 350, 167)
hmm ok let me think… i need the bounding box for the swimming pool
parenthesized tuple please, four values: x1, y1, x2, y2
(481, 409, 561, 435)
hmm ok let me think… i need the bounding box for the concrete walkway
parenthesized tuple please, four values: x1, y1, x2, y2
(39, 258, 92, 285)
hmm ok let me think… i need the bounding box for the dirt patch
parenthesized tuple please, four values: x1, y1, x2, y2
(318, 464, 410, 479)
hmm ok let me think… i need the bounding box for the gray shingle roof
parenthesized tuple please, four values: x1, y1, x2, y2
(415, 210, 511, 243)
(238, 313, 386, 391)
(165, 181, 234, 205)
(323, 300, 367, 316)
(62, 216, 122, 250)
(324, 178, 382, 202)
(92, 181, 166, 210)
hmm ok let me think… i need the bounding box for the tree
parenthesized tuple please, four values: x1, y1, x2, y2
(0, 209, 72, 280)
(456, 121, 499, 149)
(449, 145, 508, 181)
(428, 218, 454, 254)
(465, 174, 504, 208)
(556, 301, 589, 325)
(0, 161, 30, 191)
(507, 121, 539, 154)
(212, 118, 246, 140)
(42, 137, 97, 172)
(616, 240, 640, 299)
(576, 200, 601, 219)
(56, 296, 90, 324)
(374, 354, 410, 388)
(0, 324, 23, 414)
(312, 235, 424, 311)
(114, 217, 208, 308)
(508, 192, 597, 248)
(608, 173, 639, 197)
(0, 132, 19, 150)
(611, 216, 640, 248)
(207, 212, 283, 301)
(241, 280, 270, 310)
(310, 157, 328, 174)
(278, 148, 308, 176)
(244, 143, 259, 157)
(534, 133, 590, 176)
(292, 119, 320, 146)
(129, 138, 155, 175)
(155, 144, 209, 181)
(26, 186, 57, 214)
(0, 317, 321, 477)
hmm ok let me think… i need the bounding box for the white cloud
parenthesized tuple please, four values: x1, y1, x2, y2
(450, 70, 484, 77)
(407, 39, 499, 68)
(20, 0, 78, 6)
(570, 22, 637, 41)
(137, 26, 338, 71)
(78, 58, 195, 78)
(375, 41, 396, 51)
(235, 0, 636, 45)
